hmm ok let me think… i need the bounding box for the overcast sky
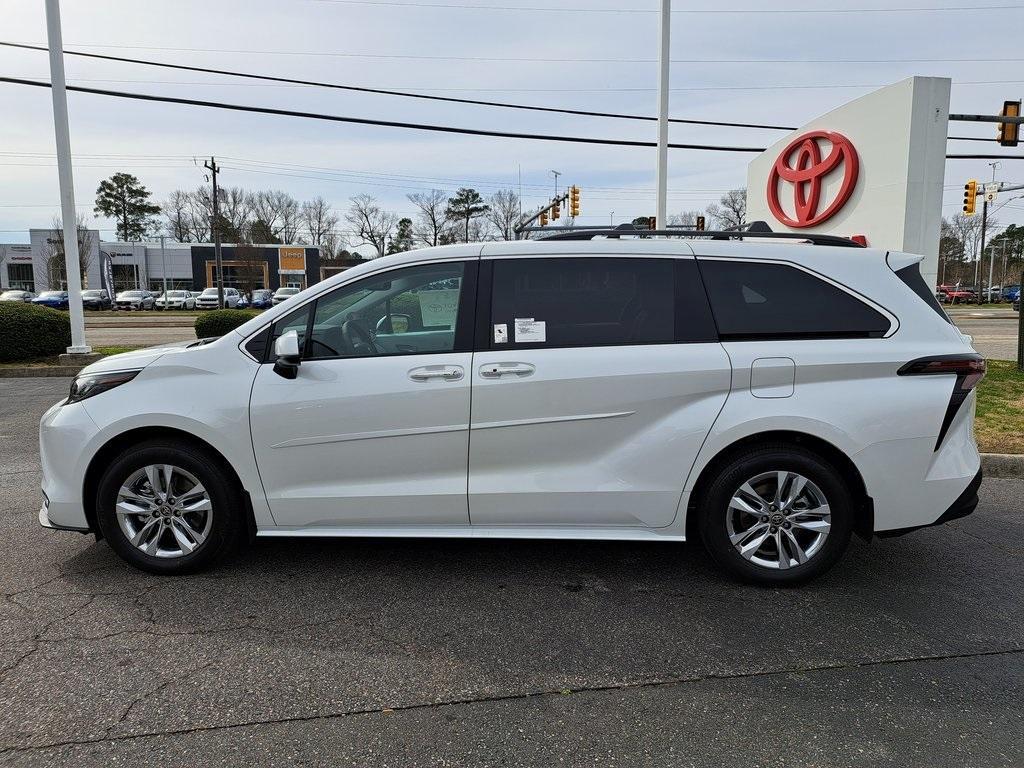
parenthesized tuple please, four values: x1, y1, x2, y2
(1, 0, 1022, 244)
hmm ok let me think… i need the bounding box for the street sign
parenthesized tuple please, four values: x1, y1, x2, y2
(984, 183, 999, 203)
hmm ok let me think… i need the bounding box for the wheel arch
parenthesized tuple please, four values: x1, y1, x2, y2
(685, 430, 873, 541)
(82, 426, 256, 540)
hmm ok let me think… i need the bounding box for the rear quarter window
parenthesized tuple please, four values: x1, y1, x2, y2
(698, 259, 891, 340)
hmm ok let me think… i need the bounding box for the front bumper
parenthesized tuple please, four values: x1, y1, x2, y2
(38, 399, 98, 532)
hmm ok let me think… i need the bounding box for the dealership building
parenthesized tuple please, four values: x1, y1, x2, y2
(0, 229, 347, 294)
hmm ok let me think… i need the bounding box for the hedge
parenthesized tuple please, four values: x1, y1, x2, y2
(194, 309, 259, 338)
(0, 303, 72, 362)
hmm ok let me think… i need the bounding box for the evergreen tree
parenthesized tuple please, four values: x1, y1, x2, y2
(94, 173, 161, 241)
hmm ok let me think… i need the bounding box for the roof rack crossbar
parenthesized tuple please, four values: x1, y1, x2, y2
(523, 224, 864, 248)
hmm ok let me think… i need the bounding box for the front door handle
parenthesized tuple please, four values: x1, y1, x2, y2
(409, 365, 464, 382)
(479, 362, 535, 379)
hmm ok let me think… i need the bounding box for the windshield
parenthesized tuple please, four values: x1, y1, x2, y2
(82, 291, 103, 297)
(1, 291, 24, 297)
(121, 291, 144, 297)
(39, 291, 64, 298)
(276, 288, 299, 296)
(164, 291, 186, 298)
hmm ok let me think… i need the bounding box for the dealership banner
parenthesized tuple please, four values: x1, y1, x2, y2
(746, 77, 950, 287)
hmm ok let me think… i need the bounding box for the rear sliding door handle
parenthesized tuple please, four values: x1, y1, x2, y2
(409, 365, 464, 382)
(479, 362, 535, 379)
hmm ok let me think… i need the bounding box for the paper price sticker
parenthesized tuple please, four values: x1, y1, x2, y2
(514, 318, 546, 343)
(493, 323, 508, 343)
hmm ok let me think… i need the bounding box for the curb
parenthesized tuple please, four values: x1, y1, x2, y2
(980, 453, 1024, 479)
(0, 366, 81, 378)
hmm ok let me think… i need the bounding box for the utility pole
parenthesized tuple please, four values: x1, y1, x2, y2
(550, 170, 561, 200)
(978, 197, 988, 298)
(160, 235, 168, 304)
(44, 0, 89, 354)
(654, 0, 671, 229)
(204, 157, 225, 309)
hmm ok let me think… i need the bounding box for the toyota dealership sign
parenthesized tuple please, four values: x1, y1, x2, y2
(747, 77, 951, 287)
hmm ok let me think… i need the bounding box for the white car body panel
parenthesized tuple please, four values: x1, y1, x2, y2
(39, 239, 981, 549)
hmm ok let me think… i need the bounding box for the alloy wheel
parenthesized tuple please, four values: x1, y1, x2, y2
(115, 464, 213, 558)
(725, 470, 831, 570)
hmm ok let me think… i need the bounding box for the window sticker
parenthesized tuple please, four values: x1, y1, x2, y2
(493, 323, 508, 344)
(514, 318, 546, 343)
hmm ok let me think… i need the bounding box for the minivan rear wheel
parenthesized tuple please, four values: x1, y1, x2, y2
(696, 444, 853, 585)
(95, 439, 245, 574)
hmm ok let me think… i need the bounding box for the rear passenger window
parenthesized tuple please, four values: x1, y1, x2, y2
(698, 259, 891, 340)
(489, 257, 715, 348)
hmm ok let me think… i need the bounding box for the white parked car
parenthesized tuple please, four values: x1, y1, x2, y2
(272, 286, 300, 305)
(195, 287, 240, 309)
(39, 233, 984, 583)
(0, 289, 36, 302)
(155, 290, 197, 310)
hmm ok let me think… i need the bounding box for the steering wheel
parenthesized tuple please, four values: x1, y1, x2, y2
(341, 319, 379, 356)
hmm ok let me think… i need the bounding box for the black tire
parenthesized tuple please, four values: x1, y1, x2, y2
(95, 439, 246, 574)
(695, 443, 853, 585)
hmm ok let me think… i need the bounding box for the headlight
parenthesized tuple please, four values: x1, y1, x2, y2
(66, 370, 141, 404)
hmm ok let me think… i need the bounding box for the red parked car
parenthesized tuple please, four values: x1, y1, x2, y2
(937, 285, 979, 304)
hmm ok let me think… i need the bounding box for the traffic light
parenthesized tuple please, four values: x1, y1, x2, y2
(539, 209, 548, 226)
(998, 100, 1020, 147)
(569, 186, 580, 217)
(695, 215, 705, 231)
(551, 198, 560, 221)
(649, 216, 657, 230)
(963, 180, 978, 216)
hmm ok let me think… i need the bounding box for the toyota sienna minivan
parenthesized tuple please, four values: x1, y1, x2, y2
(39, 229, 984, 584)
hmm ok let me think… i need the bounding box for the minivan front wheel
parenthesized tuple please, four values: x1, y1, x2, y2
(96, 440, 244, 574)
(697, 445, 853, 584)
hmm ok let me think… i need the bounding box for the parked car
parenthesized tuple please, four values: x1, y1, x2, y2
(272, 286, 300, 305)
(238, 289, 273, 310)
(81, 289, 112, 311)
(32, 290, 69, 310)
(0, 290, 36, 302)
(938, 285, 978, 304)
(114, 290, 155, 311)
(1003, 285, 1021, 303)
(194, 287, 240, 309)
(155, 290, 197, 311)
(38, 235, 985, 584)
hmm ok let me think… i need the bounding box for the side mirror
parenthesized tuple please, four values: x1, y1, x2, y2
(273, 330, 301, 379)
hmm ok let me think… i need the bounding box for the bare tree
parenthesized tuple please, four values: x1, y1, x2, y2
(44, 214, 94, 289)
(668, 210, 703, 227)
(249, 190, 300, 242)
(706, 188, 747, 229)
(345, 194, 398, 258)
(233, 237, 266, 304)
(486, 189, 521, 241)
(408, 189, 449, 247)
(164, 190, 194, 242)
(301, 197, 340, 247)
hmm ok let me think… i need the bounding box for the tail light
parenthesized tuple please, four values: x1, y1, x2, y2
(898, 354, 986, 449)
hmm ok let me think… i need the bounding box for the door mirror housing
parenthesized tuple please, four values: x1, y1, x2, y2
(273, 330, 301, 379)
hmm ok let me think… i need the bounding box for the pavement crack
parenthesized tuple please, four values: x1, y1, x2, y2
(2, 645, 1022, 755)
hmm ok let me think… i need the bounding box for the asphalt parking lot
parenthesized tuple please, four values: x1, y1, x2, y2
(0, 379, 1021, 766)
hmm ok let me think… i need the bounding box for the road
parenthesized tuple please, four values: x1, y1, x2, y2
(0, 379, 1021, 766)
(947, 309, 1020, 360)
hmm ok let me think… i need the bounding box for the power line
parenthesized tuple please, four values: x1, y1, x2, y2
(6, 40, 1021, 65)
(306, 0, 1024, 12)
(1, 77, 1020, 161)
(0, 76, 769, 152)
(0, 41, 796, 131)
(0, 43, 1006, 142)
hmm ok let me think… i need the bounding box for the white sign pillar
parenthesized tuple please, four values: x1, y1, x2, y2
(45, 0, 90, 353)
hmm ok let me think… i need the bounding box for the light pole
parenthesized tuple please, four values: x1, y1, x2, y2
(44, 0, 89, 354)
(550, 170, 561, 200)
(654, 0, 671, 228)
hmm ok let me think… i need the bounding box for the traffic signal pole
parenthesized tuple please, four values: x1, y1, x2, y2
(204, 157, 225, 309)
(44, 0, 90, 354)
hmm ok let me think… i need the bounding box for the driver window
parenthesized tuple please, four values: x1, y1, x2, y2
(306, 262, 466, 360)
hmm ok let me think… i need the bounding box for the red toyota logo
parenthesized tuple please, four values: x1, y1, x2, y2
(767, 130, 859, 229)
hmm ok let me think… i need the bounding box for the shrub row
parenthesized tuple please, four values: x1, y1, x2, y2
(194, 309, 260, 338)
(0, 303, 71, 362)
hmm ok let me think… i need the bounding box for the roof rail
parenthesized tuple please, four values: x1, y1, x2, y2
(526, 221, 864, 248)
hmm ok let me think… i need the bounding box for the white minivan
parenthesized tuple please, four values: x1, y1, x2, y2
(38, 231, 984, 583)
